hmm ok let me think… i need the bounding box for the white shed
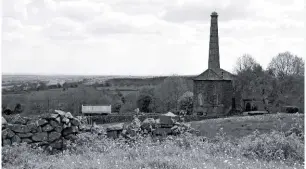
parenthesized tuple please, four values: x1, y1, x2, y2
(81, 105, 112, 115)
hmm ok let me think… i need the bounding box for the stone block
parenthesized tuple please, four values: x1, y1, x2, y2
(38, 119, 48, 126)
(107, 130, 120, 139)
(3, 139, 12, 146)
(155, 128, 172, 136)
(2, 128, 15, 139)
(11, 135, 21, 144)
(106, 123, 124, 132)
(54, 110, 66, 116)
(50, 113, 59, 119)
(62, 126, 78, 136)
(27, 122, 38, 132)
(17, 132, 33, 138)
(37, 126, 43, 133)
(2, 117, 7, 125)
(48, 131, 61, 142)
(55, 117, 61, 123)
(65, 112, 73, 119)
(141, 118, 156, 130)
(49, 120, 59, 128)
(42, 124, 54, 132)
(8, 124, 30, 133)
(32, 132, 48, 142)
(64, 134, 78, 141)
(159, 116, 175, 126)
(54, 126, 63, 132)
(50, 139, 63, 149)
(62, 117, 70, 124)
(21, 138, 33, 143)
(71, 118, 80, 126)
(11, 115, 28, 125)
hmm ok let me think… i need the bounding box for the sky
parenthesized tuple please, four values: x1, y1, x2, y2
(1, 0, 305, 76)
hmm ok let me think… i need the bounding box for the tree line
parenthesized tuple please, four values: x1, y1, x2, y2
(129, 51, 304, 114)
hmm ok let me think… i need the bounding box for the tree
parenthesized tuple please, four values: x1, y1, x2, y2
(266, 52, 304, 112)
(268, 52, 304, 78)
(137, 95, 153, 113)
(233, 55, 274, 111)
(154, 76, 189, 112)
(37, 82, 47, 91)
(112, 102, 122, 113)
(14, 103, 23, 114)
(234, 54, 260, 74)
(120, 92, 139, 113)
(137, 87, 155, 113)
(178, 91, 194, 115)
(233, 55, 262, 97)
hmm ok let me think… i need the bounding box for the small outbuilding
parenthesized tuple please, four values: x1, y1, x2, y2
(81, 105, 112, 115)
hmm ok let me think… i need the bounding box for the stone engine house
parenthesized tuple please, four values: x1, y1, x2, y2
(193, 12, 235, 116)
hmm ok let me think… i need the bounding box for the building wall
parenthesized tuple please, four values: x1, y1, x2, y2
(193, 80, 233, 116)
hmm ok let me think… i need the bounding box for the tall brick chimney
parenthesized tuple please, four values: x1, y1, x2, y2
(208, 11, 220, 70)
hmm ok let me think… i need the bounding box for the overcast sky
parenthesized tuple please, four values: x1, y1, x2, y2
(1, 0, 304, 76)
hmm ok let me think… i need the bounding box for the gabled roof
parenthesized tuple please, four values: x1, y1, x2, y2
(193, 68, 234, 81)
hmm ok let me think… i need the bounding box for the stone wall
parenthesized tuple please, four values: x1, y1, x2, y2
(106, 114, 199, 139)
(193, 80, 233, 116)
(2, 110, 81, 150)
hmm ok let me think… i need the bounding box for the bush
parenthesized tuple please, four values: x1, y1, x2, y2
(239, 130, 304, 164)
(178, 92, 193, 115)
(112, 102, 122, 113)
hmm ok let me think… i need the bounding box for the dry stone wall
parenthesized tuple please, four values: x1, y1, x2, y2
(2, 110, 81, 150)
(106, 113, 199, 139)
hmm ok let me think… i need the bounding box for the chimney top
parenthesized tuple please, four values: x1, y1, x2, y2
(211, 11, 218, 17)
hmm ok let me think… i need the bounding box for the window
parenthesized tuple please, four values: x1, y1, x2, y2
(198, 93, 203, 106)
(213, 85, 219, 105)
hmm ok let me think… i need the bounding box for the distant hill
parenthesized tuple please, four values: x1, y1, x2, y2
(105, 75, 196, 87)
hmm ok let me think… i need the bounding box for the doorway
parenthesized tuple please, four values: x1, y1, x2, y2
(245, 102, 251, 111)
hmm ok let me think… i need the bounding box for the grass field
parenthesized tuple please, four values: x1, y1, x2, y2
(190, 113, 304, 139)
(2, 86, 123, 115)
(2, 85, 141, 115)
(2, 113, 304, 169)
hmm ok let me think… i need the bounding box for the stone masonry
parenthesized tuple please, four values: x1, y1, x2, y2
(208, 11, 220, 70)
(2, 110, 81, 150)
(193, 12, 234, 116)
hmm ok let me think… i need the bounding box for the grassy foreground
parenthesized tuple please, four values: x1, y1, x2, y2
(2, 114, 304, 169)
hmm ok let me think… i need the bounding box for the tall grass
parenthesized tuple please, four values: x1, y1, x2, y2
(2, 128, 304, 169)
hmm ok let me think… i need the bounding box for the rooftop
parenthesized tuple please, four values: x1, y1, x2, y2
(193, 68, 234, 81)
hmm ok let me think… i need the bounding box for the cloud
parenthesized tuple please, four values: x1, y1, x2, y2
(2, 0, 28, 20)
(57, 0, 104, 22)
(161, 0, 254, 23)
(1, 0, 305, 75)
(43, 17, 88, 41)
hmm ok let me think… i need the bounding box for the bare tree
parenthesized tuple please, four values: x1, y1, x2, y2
(268, 52, 304, 78)
(154, 75, 188, 112)
(234, 54, 259, 74)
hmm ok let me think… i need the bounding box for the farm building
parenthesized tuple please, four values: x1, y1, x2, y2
(243, 98, 268, 112)
(81, 105, 112, 115)
(193, 12, 236, 116)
